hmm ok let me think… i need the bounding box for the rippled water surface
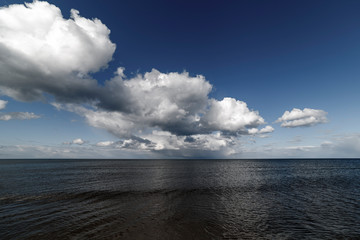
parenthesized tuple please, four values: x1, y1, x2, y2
(1, 159, 360, 239)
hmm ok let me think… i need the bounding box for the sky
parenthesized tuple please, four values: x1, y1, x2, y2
(0, 0, 360, 158)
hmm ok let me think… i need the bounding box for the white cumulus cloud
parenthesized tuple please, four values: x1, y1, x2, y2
(247, 125, 275, 135)
(0, 1, 273, 157)
(0, 1, 115, 102)
(259, 125, 275, 134)
(203, 98, 265, 134)
(0, 100, 7, 110)
(55, 69, 270, 141)
(277, 108, 328, 127)
(99, 68, 212, 135)
(72, 138, 85, 145)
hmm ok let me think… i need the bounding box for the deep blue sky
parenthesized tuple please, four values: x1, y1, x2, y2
(0, 0, 360, 158)
(57, 0, 360, 115)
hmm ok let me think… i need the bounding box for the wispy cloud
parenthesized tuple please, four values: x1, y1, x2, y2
(320, 134, 360, 157)
(0, 99, 40, 121)
(0, 112, 40, 121)
(96, 141, 115, 147)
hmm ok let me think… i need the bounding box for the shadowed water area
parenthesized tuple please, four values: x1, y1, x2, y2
(1, 159, 360, 239)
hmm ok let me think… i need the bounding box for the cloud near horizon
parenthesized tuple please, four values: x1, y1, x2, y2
(63, 138, 86, 145)
(276, 108, 328, 128)
(1, 1, 281, 156)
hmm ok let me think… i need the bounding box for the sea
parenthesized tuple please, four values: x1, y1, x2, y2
(0, 159, 360, 239)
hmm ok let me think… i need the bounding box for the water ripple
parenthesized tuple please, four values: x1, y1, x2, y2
(1, 159, 360, 239)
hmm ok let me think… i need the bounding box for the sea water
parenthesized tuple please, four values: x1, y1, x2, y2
(1, 159, 360, 239)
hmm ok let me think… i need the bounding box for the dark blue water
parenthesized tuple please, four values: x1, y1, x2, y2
(1, 159, 360, 239)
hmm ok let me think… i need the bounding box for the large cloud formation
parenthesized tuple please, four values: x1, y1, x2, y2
(276, 108, 328, 128)
(0, 1, 273, 156)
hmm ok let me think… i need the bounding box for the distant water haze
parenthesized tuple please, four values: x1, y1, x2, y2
(1, 159, 360, 239)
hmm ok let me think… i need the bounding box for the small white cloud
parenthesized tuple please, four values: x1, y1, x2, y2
(64, 138, 86, 145)
(96, 141, 114, 147)
(0, 100, 7, 110)
(72, 138, 85, 145)
(0, 112, 40, 121)
(277, 108, 327, 127)
(259, 125, 275, 134)
(248, 125, 274, 135)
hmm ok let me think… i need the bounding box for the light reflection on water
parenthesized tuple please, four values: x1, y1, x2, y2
(1, 159, 360, 239)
